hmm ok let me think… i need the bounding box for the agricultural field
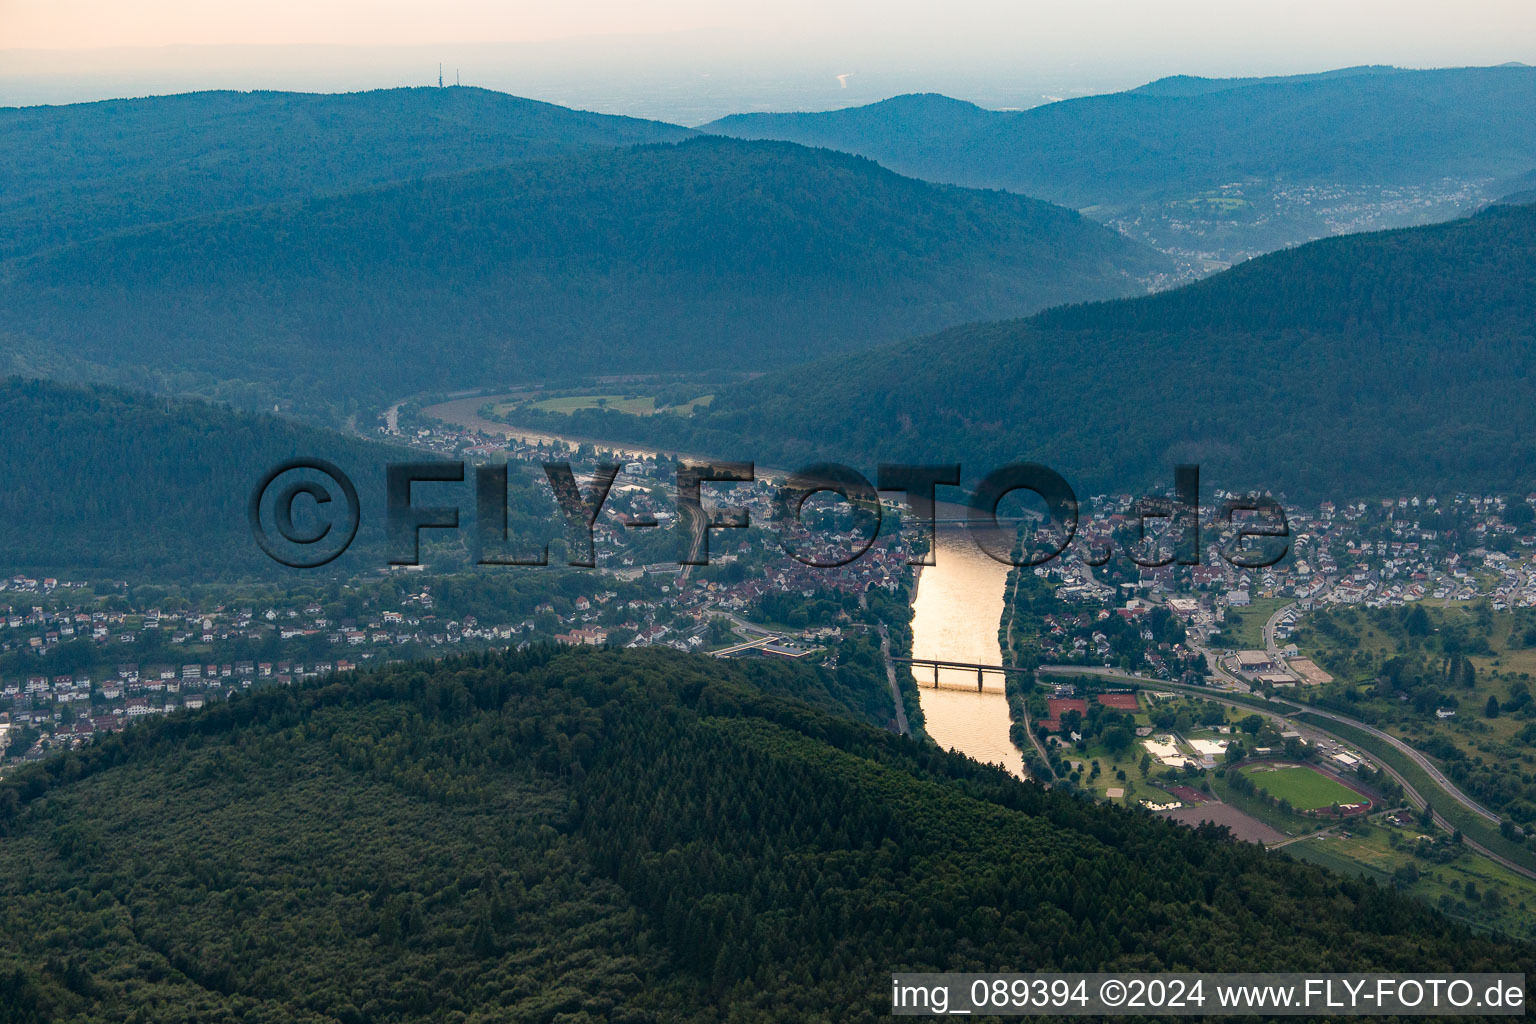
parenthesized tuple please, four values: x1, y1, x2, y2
(1289, 820, 1536, 939)
(494, 392, 715, 417)
(530, 394, 658, 415)
(1295, 601, 1536, 830)
(1239, 762, 1370, 812)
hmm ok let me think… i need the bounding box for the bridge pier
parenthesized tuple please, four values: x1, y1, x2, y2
(900, 657, 1026, 690)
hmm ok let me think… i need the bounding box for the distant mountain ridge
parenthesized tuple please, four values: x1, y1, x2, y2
(1127, 65, 1409, 97)
(0, 135, 1169, 407)
(706, 65, 1536, 202)
(706, 65, 1536, 261)
(706, 66, 1536, 207)
(520, 201, 1536, 500)
(1496, 169, 1536, 205)
(0, 86, 696, 259)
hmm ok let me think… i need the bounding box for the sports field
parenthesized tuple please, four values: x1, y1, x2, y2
(1240, 763, 1368, 811)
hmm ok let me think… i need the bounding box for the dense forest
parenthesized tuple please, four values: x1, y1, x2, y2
(0, 133, 1165, 412)
(0, 379, 557, 580)
(535, 200, 1536, 500)
(707, 65, 1536, 210)
(0, 646, 1524, 1022)
(0, 87, 694, 260)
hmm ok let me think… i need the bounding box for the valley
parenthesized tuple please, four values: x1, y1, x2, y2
(3, 48, 1536, 1014)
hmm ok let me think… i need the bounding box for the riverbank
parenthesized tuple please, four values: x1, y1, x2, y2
(417, 391, 1028, 779)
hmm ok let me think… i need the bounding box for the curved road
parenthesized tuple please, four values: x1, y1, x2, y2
(1261, 600, 1295, 659)
(1040, 665, 1496, 821)
(1002, 569, 1056, 782)
(1038, 666, 1533, 880)
(1293, 702, 1499, 822)
(385, 400, 1522, 871)
(1182, 582, 1497, 823)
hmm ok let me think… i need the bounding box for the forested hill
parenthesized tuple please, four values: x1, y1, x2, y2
(521, 200, 1536, 501)
(0, 87, 695, 259)
(1127, 65, 1408, 97)
(0, 646, 1521, 1022)
(705, 65, 1536, 209)
(0, 137, 1168, 408)
(1498, 169, 1536, 205)
(0, 378, 488, 581)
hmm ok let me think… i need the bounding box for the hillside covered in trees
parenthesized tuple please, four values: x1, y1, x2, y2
(0, 122, 1166, 413)
(0, 646, 1523, 1022)
(0, 379, 511, 581)
(0, 87, 695, 260)
(532, 199, 1536, 501)
(707, 65, 1536, 259)
(707, 65, 1536, 211)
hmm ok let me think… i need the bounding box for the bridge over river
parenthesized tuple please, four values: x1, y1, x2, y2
(892, 656, 1032, 692)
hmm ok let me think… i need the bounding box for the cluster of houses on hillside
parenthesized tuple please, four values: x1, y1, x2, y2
(1022, 490, 1536, 616)
(0, 656, 365, 763)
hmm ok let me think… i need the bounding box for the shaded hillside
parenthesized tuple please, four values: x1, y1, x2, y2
(0, 379, 531, 580)
(0, 137, 1168, 407)
(519, 202, 1536, 500)
(1127, 65, 1408, 97)
(706, 66, 1536, 209)
(707, 66, 1536, 261)
(0, 87, 695, 259)
(0, 646, 1521, 1022)
(1497, 170, 1536, 205)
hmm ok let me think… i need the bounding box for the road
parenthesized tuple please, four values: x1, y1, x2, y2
(1261, 600, 1295, 660)
(703, 602, 778, 638)
(709, 603, 911, 737)
(877, 623, 911, 736)
(1267, 823, 1341, 850)
(1001, 569, 1055, 781)
(1037, 666, 1535, 880)
(1039, 665, 1494, 821)
(375, 402, 1517, 866)
(1295, 703, 1499, 823)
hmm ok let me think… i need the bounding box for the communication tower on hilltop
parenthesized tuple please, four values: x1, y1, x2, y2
(439, 63, 444, 88)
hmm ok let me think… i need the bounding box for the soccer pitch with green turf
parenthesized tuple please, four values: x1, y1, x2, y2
(1239, 764, 1368, 811)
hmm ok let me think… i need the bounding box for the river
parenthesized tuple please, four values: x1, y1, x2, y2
(911, 527, 1024, 779)
(415, 393, 1027, 778)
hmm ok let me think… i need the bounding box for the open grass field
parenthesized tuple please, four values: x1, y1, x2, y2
(1240, 763, 1367, 811)
(496, 393, 715, 418)
(666, 394, 713, 414)
(1290, 825, 1536, 939)
(1292, 713, 1536, 872)
(525, 394, 659, 415)
(1219, 596, 1288, 649)
(1208, 771, 1322, 837)
(1292, 601, 1536, 841)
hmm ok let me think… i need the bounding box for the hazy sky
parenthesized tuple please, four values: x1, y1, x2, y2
(5, 0, 1533, 57)
(3, 1, 1534, 122)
